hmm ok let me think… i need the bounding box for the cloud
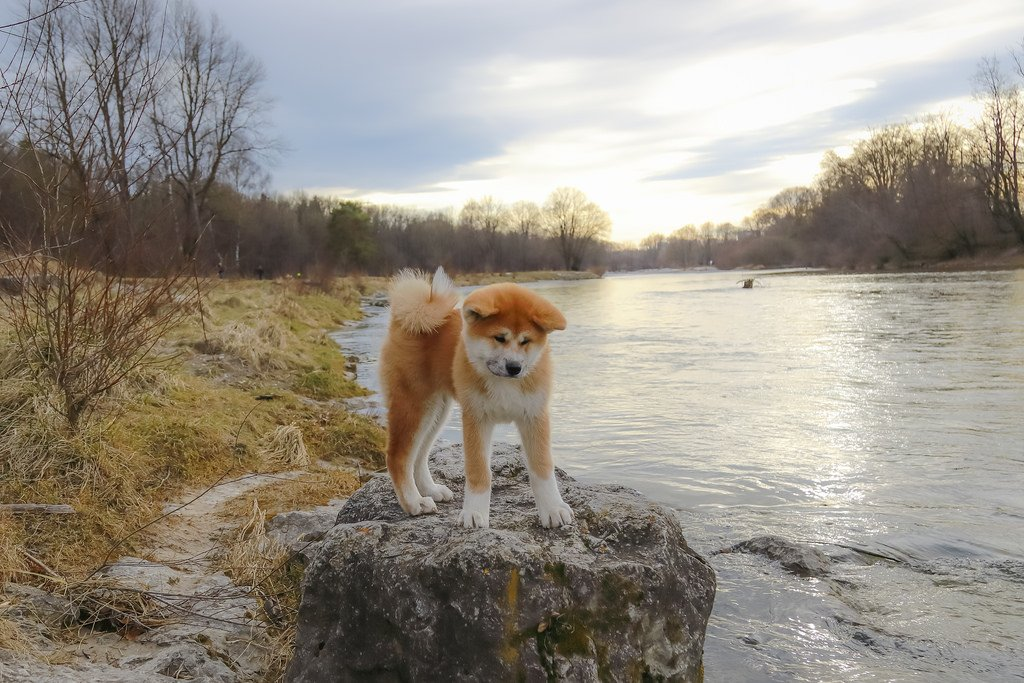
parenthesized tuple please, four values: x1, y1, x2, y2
(207, 0, 1024, 241)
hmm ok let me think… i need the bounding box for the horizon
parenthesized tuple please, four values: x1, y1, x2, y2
(201, 0, 1024, 243)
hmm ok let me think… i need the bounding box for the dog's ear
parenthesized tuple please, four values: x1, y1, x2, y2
(462, 293, 498, 322)
(532, 300, 566, 332)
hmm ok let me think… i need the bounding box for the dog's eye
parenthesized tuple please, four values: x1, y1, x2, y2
(494, 335, 506, 343)
(520, 338, 530, 346)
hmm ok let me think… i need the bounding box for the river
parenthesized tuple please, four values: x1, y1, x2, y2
(334, 268, 1024, 682)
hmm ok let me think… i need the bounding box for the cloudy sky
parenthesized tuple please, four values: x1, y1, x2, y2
(210, 0, 1024, 242)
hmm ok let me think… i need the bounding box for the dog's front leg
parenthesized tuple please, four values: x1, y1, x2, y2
(458, 411, 494, 528)
(517, 412, 573, 528)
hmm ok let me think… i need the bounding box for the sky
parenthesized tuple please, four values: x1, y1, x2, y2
(207, 0, 1024, 243)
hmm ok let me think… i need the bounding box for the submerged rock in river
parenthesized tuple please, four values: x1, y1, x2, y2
(287, 443, 716, 682)
(727, 535, 832, 578)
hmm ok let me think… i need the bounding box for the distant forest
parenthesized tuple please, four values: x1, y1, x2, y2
(2, 1, 1023, 277)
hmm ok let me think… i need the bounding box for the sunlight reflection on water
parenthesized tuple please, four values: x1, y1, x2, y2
(335, 268, 1024, 682)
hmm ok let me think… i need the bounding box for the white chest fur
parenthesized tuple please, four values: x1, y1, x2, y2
(468, 378, 547, 424)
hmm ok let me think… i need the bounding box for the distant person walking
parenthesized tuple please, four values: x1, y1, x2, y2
(256, 264, 265, 281)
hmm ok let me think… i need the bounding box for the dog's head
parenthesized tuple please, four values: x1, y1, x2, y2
(461, 283, 566, 379)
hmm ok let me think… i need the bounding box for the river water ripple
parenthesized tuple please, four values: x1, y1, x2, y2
(335, 269, 1024, 682)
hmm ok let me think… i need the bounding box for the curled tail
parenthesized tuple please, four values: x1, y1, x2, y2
(388, 266, 459, 335)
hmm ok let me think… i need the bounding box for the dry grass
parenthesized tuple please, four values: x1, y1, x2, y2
(219, 469, 361, 520)
(0, 276, 378, 580)
(62, 576, 165, 637)
(0, 275, 380, 682)
(215, 459, 363, 681)
(0, 513, 28, 584)
(304, 410, 385, 468)
(259, 425, 311, 471)
(0, 614, 37, 654)
(218, 497, 300, 682)
(202, 315, 288, 372)
(222, 498, 289, 588)
(0, 344, 80, 487)
(187, 279, 366, 402)
(346, 275, 389, 296)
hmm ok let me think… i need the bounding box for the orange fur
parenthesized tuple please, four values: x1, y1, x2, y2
(380, 269, 572, 528)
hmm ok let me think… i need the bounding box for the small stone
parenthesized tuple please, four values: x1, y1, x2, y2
(267, 507, 341, 554)
(728, 535, 832, 578)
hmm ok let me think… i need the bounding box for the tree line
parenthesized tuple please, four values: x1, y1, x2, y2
(2, 1, 1023, 277)
(628, 42, 1024, 271)
(0, 0, 613, 277)
(1, 0, 272, 275)
(167, 187, 612, 279)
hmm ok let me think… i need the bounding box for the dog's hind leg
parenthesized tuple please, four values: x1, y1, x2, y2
(412, 395, 454, 503)
(386, 401, 438, 516)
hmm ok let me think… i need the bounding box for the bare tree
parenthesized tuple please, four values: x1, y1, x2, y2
(639, 232, 666, 268)
(542, 187, 610, 271)
(153, 1, 272, 258)
(0, 0, 201, 430)
(697, 222, 716, 265)
(458, 196, 508, 270)
(8, 1, 102, 251)
(971, 56, 1024, 245)
(905, 115, 990, 257)
(508, 200, 541, 269)
(82, 0, 169, 263)
(749, 186, 819, 240)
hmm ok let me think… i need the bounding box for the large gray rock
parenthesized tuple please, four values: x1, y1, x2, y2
(287, 444, 716, 682)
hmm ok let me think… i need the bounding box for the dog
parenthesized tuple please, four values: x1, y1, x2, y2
(379, 267, 573, 529)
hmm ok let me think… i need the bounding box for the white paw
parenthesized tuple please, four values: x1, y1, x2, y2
(422, 483, 454, 503)
(403, 496, 438, 516)
(457, 509, 489, 528)
(537, 502, 573, 529)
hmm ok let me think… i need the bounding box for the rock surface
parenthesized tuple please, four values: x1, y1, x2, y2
(728, 535, 832, 578)
(0, 650, 176, 682)
(267, 500, 347, 557)
(0, 558, 266, 683)
(287, 443, 716, 682)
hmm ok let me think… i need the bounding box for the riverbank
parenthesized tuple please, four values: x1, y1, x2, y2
(0, 277, 385, 680)
(722, 246, 1024, 275)
(898, 246, 1024, 272)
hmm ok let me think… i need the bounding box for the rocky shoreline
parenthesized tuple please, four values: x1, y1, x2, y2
(2, 442, 722, 682)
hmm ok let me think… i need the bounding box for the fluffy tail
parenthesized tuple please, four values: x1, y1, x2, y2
(388, 266, 459, 335)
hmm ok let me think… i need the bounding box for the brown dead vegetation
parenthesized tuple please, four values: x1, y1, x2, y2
(0, 276, 382, 665)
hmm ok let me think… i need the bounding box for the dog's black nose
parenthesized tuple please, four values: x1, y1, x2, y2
(506, 361, 522, 376)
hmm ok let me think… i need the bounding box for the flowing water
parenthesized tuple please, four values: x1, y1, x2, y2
(334, 269, 1024, 682)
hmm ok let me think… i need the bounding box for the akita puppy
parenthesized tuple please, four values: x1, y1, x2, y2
(379, 267, 572, 529)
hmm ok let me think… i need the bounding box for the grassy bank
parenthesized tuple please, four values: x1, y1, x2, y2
(0, 268, 603, 676)
(0, 277, 384, 583)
